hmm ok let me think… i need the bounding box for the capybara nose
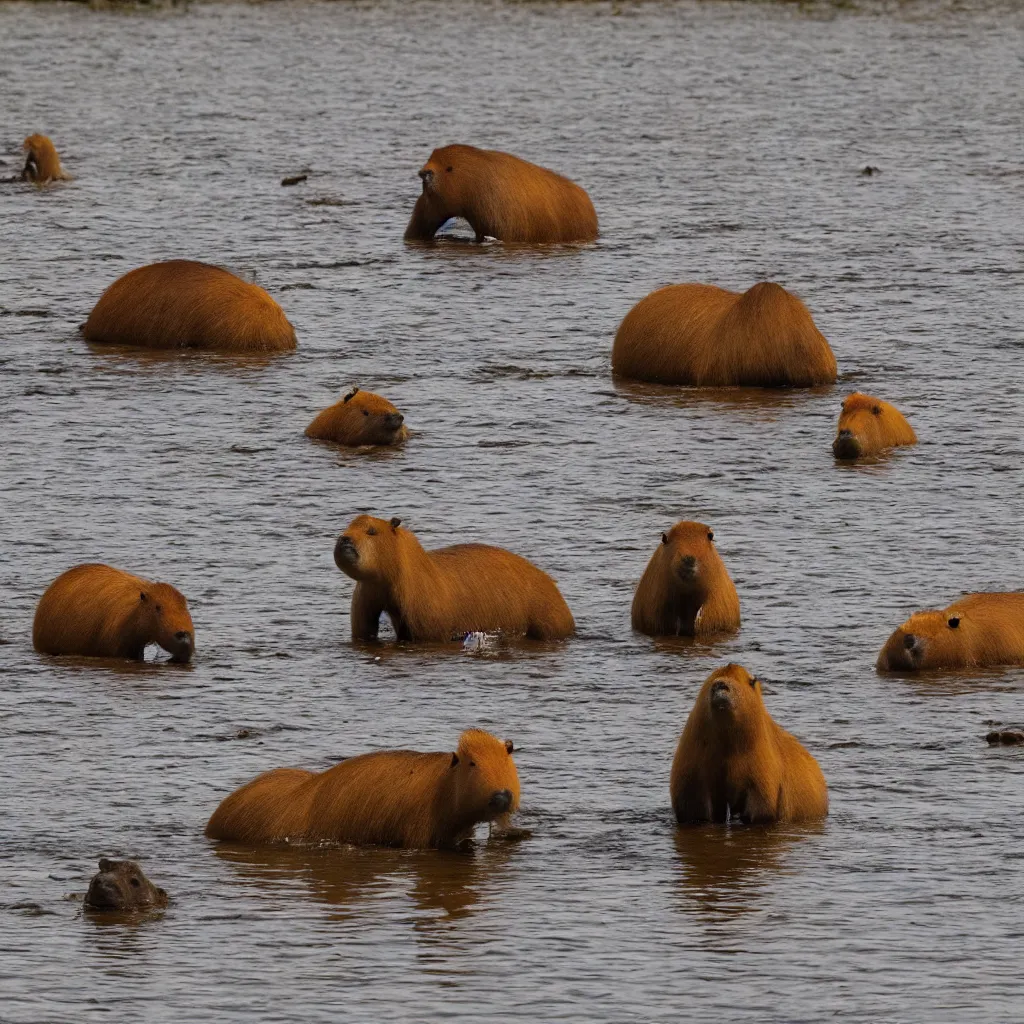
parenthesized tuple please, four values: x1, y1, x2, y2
(677, 554, 698, 578)
(832, 430, 861, 460)
(171, 631, 194, 663)
(710, 680, 731, 708)
(489, 789, 513, 812)
(418, 168, 434, 184)
(334, 534, 358, 569)
(384, 412, 404, 429)
(175, 631, 192, 645)
(903, 633, 917, 650)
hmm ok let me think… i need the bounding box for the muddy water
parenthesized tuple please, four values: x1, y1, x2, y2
(1, 0, 1022, 1020)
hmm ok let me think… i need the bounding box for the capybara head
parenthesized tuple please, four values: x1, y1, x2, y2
(22, 134, 64, 183)
(416, 145, 468, 217)
(833, 392, 916, 460)
(334, 514, 404, 581)
(448, 729, 520, 825)
(697, 663, 764, 727)
(136, 583, 195, 662)
(84, 859, 168, 912)
(660, 521, 721, 588)
(876, 609, 964, 671)
(336, 388, 406, 445)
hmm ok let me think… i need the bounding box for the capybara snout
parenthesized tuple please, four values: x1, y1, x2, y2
(334, 534, 358, 571)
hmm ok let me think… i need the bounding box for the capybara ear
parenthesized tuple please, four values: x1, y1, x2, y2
(872, 404, 882, 415)
(948, 616, 961, 629)
(749, 675, 759, 688)
(343, 387, 359, 403)
(504, 739, 514, 754)
(450, 752, 459, 767)
(707, 530, 715, 541)
(98, 858, 114, 872)
(390, 517, 401, 531)
(662, 533, 669, 545)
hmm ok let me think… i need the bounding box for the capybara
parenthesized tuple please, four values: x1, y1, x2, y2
(403, 144, 598, 244)
(206, 729, 520, 850)
(82, 260, 297, 353)
(22, 134, 70, 184)
(33, 563, 195, 662)
(670, 664, 828, 825)
(333, 515, 575, 642)
(305, 387, 408, 446)
(611, 281, 837, 387)
(631, 521, 741, 637)
(832, 392, 917, 460)
(84, 858, 168, 911)
(876, 592, 1024, 671)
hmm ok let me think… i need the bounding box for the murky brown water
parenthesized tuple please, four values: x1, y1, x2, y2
(2, 0, 1023, 1020)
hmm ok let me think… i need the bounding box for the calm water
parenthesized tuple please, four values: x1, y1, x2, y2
(1, 0, 1022, 1020)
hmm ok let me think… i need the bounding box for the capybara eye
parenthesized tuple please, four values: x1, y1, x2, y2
(130, 878, 140, 887)
(948, 616, 960, 629)
(707, 531, 714, 541)
(139, 592, 148, 603)
(469, 761, 477, 768)
(366, 527, 377, 536)
(362, 410, 369, 416)
(872, 405, 882, 415)
(445, 166, 453, 173)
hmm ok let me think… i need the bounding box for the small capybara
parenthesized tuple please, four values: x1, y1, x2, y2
(832, 392, 917, 460)
(33, 563, 195, 662)
(334, 515, 575, 642)
(611, 281, 837, 387)
(876, 592, 1024, 671)
(84, 858, 168, 911)
(22, 134, 70, 184)
(82, 260, 297, 353)
(631, 521, 741, 637)
(206, 729, 520, 849)
(670, 663, 828, 825)
(305, 387, 407, 446)
(403, 144, 598, 244)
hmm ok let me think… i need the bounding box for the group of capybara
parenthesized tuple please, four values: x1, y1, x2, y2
(16, 132, 1022, 912)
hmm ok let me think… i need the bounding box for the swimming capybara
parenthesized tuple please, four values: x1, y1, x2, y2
(832, 392, 917, 460)
(82, 260, 297, 353)
(403, 144, 598, 244)
(22, 134, 70, 184)
(333, 515, 575, 642)
(611, 281, 837, 387)
(876, 592, 1024, 672)
(33, 564, 195, 662)
(670, 663, 828, 825)
(631, 521, 741, 637)
(305, 387, 408, 446)
(205, 729, 520, 850)
(84, 859, 168, 911)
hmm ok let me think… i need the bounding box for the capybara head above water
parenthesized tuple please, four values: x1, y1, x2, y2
(832, 392, 917, 460)
(82, 260, 297, 353)
(305, 387, 408, 447)
(22, 134, 70, 184)
(403, 144, 598, 245)
(876, 592, 1024, 672)
(612, 281, 837, 387)
(84, 859, 168, 912)
(33, 563, 195, 663)
(631, 521, 741, 637)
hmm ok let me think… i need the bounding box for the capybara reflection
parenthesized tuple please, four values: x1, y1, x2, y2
(22, 134, 70, 184)
(84, 859, 168, 911)
(876, 593, 1024, 672)
(404, 144, 598, 244)
(670, 664, 828, 825)
(832, 392, 916, 460)
(82, 260, 297, 353)
(333, 515, 574, 642)
(612, 281, 837, 387)
(206, 729, 520, 850)
(632, 522, 740, 637)
(33, 564, 195, 662)
(305, 387, 407, 447)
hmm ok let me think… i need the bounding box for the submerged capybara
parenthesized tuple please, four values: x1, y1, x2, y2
(334, 515, 575, 642)
(832, 392, 917, 460)
(206, 729, 520, 849)
(611, 281, 837, 387)
(631, 521, 741, 637)
(22, 134, 70, 184)
(82, 260, 297, 353)
(403, 144, 598, 244)
(670, 664, 828, 825)
(84, 859, 168, 911)
(305, 387, 407, 446)
(876, 592, 1024, 671)
(33, 564, 195, 662)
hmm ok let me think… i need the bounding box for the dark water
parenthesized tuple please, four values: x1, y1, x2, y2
(1, 0, 1023, 1020)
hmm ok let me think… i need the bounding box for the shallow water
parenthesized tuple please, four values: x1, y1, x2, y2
(1, 0, 1023, 1021)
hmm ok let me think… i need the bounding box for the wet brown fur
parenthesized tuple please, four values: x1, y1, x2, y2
(631, 521, 740, 637)
(33, 563, 195, 662)
(404, 144, 598, 244)
(670, 664, 828, 824)
(22, 134, 70, 184)
(833, 392, 916, 459)
(305, 387, 408, 447)
(205, 729, 520, 849)
(84, 859, 168, 911)
(612, 281, 837, 387)
(82, 260, 297, 352)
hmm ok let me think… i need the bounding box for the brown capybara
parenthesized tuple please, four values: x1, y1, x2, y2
(305, 387, 408, 447)
(82, 260, 297, 353)
(205, 729, 520, 850)
(22, 134, 70, 184)
(832, 392, 917, 460)
(403, 144, 598, 244)
(334, 515, 575, 642)
(876, 592, 1024, 672)
(611, 281, 837, 387)
(631, 521, 741, 637)
(670, 663, 828, 825)
(33, 564, 195, 662)
(84, 859, 168, 911)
